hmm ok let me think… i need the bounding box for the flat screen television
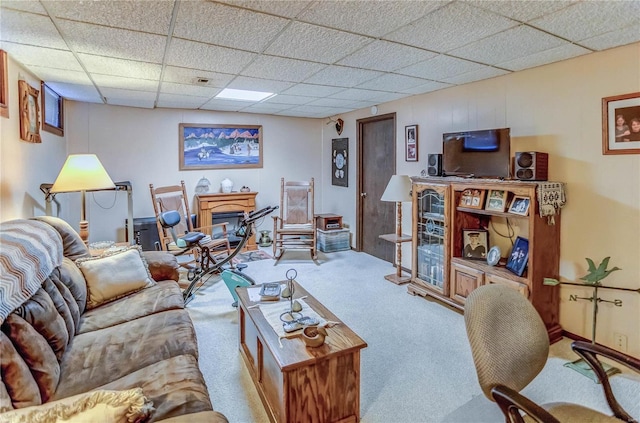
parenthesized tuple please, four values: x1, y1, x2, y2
(442, 128, 511, 178)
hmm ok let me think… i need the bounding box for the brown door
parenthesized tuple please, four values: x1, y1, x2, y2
(357, 113, 396, 262)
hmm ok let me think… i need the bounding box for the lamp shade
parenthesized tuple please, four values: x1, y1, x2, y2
(381, 175, 412, 202)
(50, 154, 115, 193)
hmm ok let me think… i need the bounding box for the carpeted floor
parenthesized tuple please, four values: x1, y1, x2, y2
(184, 249, 640, 423)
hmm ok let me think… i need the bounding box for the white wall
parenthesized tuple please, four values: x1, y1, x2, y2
(0, 55, 67, 223)
(322, 43, 640, 357)
(64, 104, 323, 242)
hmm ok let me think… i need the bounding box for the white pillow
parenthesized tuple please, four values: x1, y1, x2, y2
(0, 388, 154, 423)
(76, 246, 155, 309)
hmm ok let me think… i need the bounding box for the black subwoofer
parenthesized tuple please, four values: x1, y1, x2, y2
(427, 153, 443, 176)
(514, 152, 548, 181)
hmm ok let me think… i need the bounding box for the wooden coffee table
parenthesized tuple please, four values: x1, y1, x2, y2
(236, 281, 367, 423)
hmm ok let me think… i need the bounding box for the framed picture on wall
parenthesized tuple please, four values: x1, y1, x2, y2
(18, 80, 41, 143)
(332, 137, 348, 187)
(405, 124, 418, 161)
(179, 124, 262, 170)
(602, 92, 640, 155)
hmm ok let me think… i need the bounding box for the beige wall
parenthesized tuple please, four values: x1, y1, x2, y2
(1, 43, 638, 356)
(0, 55, 67, 223)
(323, 43, 640, 356)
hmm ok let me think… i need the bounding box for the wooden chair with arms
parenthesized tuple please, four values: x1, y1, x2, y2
(149, 180, 231, 269)
(464, 284, 640, 423)
(272, 177, 317, 261)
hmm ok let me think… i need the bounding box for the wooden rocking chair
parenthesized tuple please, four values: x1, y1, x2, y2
(149, 180, 231, 269)
(272, 177, 317, 261)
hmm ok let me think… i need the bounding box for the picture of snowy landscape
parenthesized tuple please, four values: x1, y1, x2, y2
(179, 124, 262, 170)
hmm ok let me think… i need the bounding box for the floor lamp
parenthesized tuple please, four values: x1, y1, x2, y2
(381, 175, 412, 284)
(50, 154, 115, 245)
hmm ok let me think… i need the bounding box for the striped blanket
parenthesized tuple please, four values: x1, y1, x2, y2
(0, 219, 64, 322)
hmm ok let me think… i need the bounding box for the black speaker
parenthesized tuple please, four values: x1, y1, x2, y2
(427, 153, 443, 176)
(515, 152, 548, 181)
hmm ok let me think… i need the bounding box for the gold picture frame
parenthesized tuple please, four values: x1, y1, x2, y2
(602, 92, 640, 155)
(459, 189, 486, 210)
(485, 189, 508, 212)
(18, 80, 41, 143)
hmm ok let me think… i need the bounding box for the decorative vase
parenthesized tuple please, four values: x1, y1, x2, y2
(220, 178, 233, 193)
(258, 230, 272, 247)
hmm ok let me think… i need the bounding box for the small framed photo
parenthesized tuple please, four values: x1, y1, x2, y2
(462, 229, 488, 260)
(506, 236, 529, 276)
(602, 92, 640, 155)
(485, 189, 508, 212)
(508, 195, 530, 216)
(405, 124, 418, 162)
(459, 189, 486, 209)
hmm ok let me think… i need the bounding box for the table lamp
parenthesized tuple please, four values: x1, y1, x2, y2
(50, 154, 115, 245)
(381, 175, 412, 284)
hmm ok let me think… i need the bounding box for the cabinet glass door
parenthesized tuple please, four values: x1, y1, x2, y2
(416, 188, 445, 290)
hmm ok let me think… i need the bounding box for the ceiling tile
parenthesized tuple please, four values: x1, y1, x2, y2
(385, 2, 517, 52)
(44, 0, 174, 35)
(449, 25, 566, 65)
(530, 1, 640, 42)
(217, 0, 313, 19)
(58, 20, 166, 63)
(25, 65, 92, 85)
(1, 1, 48, 14)
(579, 26, 640, 52)
(44, 82, 102, 103)
(306, 97, 361, 108)
(338, 40, 437, 72)
(470, 0, 574, 23)
(101, 88, 156, 108)
(174, 1, 289, 52)
(356, 74, 429, 92)
(239, 103, 295, 114)
(304, 65, 383, 87)
(92, 74, 159, 92)
(498, 43, 591, 72)
(397, 55, 485, 81)
(264, 21, 371, 63)
(160, 82, 220, 98)
(328, 88, 381, 102)
(297, 0, 447, 38)
(1, 43, 82, 71)
(281, 83, 344, 97)
(200, 98, 251, 111)
(167, 38, 257, 75)
(0, 9, 68, 49)
(261, 94, 316, 105)
(442, 67, 510, 85)
(226, 76, 294, 93)
(162, 66, 235, 87)
(78, 54, 161, 80)
(241, 56, 326, 82)
(157, 93, 210, 109)
(367, 92, 409, 103)
(401, 80, 453, 95)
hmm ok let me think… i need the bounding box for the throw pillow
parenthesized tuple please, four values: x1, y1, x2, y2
(76, 246, 155, 309)
(0, 387, 154, 423)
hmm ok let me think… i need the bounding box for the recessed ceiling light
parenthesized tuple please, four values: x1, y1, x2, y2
(215, 88, 275, 102)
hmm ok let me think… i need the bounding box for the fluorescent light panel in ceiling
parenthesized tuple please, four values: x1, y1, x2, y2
(215, 88, 275, 102)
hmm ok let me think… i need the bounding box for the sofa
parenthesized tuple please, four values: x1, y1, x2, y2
(0, 216, 227, 422)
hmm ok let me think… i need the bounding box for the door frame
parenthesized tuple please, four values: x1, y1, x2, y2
(356, 112, 396, 252)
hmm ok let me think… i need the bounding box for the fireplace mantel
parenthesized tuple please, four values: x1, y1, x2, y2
(196, 192, 258, 251)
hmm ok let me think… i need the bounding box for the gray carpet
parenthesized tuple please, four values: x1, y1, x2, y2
(185, 249, 640, 423)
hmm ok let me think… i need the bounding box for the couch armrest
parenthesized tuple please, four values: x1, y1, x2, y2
(142, 251, 180, 282)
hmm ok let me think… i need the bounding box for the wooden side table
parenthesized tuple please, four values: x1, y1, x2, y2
(379, 233, 412, 284)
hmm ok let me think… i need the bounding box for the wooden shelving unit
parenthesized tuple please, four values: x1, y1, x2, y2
(410, 177, 562, 343)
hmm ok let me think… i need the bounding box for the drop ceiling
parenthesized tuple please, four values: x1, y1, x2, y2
(1, 0, 638, 119)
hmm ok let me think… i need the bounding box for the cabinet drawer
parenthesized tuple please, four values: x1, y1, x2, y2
(450, 262, 483, 305)
(485, 273, 529, 298)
